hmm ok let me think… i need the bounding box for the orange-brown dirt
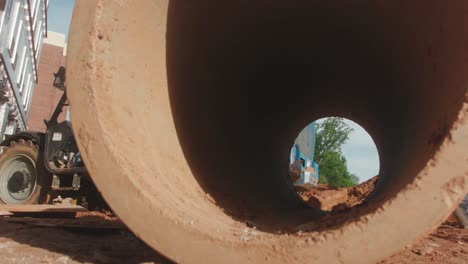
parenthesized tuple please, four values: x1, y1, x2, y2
(379, 215, 467, 264)
(299, 177, 467, 264)
(300, 176, 378, 211)
(0, 211, 173, 264)
(0, 181, 466, 264)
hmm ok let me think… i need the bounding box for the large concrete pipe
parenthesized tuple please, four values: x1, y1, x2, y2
(67, 1, 467, 263)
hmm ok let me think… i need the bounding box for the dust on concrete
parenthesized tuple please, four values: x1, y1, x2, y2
(379, 217, 468, 264)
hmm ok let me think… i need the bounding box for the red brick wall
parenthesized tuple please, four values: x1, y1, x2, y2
(27, 43, 67, 132)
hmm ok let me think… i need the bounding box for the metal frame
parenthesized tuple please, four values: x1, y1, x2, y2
(0, 0, 48, 136)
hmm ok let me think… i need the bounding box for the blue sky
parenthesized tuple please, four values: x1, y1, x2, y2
(47, 0, 75, 37)
(341, 119, 379, 182)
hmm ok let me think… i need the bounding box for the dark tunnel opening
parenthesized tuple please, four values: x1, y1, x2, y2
(163, 0, 466, 232)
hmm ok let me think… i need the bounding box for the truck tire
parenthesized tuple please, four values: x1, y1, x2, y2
(0, 140, 46, 204)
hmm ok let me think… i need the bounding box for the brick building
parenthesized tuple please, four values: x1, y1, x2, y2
(27, 30, 67, 131)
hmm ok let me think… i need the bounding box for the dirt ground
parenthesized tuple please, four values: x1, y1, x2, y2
(300, 177, 378, 211)
(379, 214, 468, 264)
(0, 212, 173, 264)
(299, 177, 468, 263)
(0, 179, 466, 263)
(0, 214, 465, 264)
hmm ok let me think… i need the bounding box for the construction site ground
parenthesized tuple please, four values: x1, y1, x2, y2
(0, 178, 466, 264)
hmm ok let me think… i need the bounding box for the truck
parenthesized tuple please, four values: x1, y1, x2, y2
(0, 67, 100, 208)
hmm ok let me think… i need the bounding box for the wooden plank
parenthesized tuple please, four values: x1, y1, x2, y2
(0, 204, 88, 213)
(1, 217, 126, 230)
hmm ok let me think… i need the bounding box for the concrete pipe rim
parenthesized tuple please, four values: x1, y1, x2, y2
(67, 1, 468, 263)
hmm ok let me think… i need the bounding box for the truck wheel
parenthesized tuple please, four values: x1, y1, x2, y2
(0, 140, 45, 204)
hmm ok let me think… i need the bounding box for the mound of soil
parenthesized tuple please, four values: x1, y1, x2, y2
(300, 176, 378, 211)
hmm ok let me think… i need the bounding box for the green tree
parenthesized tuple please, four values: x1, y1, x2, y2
(349, 174, 360, 185)
(314, 117, 359, 187)
(318, 174, 329, 185)
(319, 151, 357, 187)
(315, 117, 354, 165)
(319, 151, 348, 185)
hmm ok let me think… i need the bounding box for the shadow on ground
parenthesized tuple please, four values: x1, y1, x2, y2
(0, 219, 173, 264)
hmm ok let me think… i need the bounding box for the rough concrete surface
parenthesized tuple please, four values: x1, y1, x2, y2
(66, 1, 468, 262)
(380, 216, 468, 264)
(0, 181, 466, 263)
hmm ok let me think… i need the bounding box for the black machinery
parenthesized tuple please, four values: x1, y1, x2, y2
(0, 67, 91, 205)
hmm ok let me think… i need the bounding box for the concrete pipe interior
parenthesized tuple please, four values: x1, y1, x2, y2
(67, 1, 467, 263)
